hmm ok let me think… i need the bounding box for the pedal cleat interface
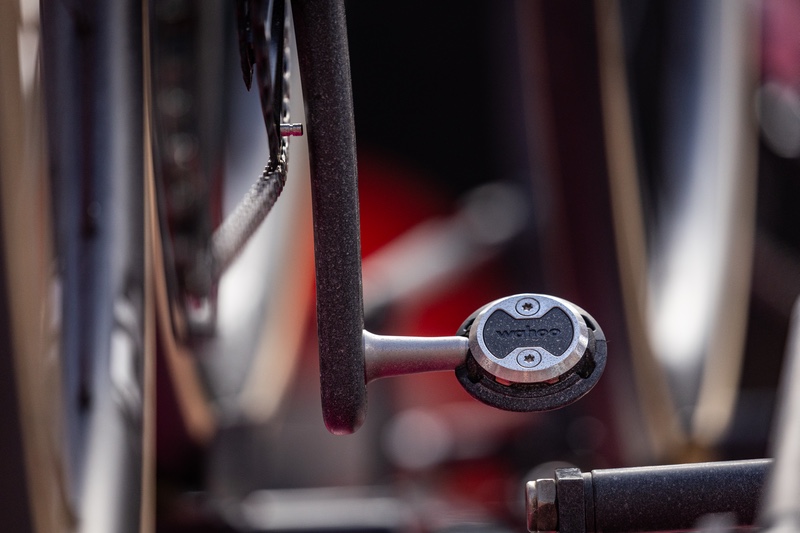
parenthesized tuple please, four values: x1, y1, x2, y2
(455, 294, 606, 412)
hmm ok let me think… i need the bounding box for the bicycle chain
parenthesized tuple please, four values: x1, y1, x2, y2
(151, 1, 295, 338)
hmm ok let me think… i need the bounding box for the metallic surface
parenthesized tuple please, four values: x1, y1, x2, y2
(280, 123, 304, 136)
(760, 297, 800, 532)
(641, 0, 758, 448)
(455, 320, 605, 412)
(363, 331, 468, 383)
(469, 294, 590, 383)
(526, 478, 557, 532)
(516, 297, 541, 316)
(455, 295, 605, 412)
(293, 0, 366, 434)
(39, 0, 147, 530)
(595, 0, 759, 458)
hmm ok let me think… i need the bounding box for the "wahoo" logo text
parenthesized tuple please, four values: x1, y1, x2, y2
(495, 327, 561, 338)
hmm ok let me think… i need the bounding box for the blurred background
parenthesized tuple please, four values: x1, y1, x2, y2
(155, 0, 800, 530)
(2, 0, 800, 531)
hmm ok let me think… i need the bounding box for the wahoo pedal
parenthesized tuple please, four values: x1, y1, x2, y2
(454, 294, 606, 412)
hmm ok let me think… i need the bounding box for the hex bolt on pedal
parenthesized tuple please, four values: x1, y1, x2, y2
(363, 293, 606, 413)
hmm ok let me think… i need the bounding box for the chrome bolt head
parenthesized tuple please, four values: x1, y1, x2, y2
(526, 478, 557, 532)
(515, 297, 540, 316)
(517, 349, 543, 368)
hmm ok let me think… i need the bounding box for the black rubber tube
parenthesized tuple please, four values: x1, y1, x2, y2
(292, 0, 366, 434)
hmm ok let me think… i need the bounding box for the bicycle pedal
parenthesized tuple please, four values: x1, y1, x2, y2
(455, 294, 606, 412)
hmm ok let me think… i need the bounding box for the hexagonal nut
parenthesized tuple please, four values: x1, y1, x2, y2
(526, 478, 557, 532)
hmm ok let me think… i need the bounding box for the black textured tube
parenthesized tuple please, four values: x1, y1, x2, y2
(583, 459, 770, 532)
(292, 0, 366, 434)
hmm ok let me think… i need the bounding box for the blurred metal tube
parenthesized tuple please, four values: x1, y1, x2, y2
(79, 0, 145, 528)
(760, 297, 800, 532)
(364, 331, 468, 382)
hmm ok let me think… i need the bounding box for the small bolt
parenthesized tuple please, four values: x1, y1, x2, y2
(526, 478, 557, 532)
(517, 349, 542, 368)
(280, 123, 304, 136)
(516, 297, 540, 316)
